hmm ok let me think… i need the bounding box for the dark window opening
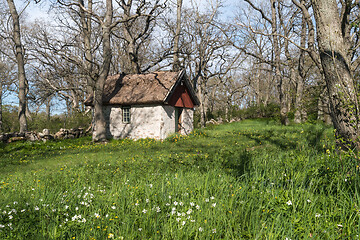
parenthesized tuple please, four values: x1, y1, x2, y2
(122, 106, 131, 123)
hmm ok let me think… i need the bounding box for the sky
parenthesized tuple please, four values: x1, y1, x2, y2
(17, 0, 242, 22)
(4, 0, 242, 114)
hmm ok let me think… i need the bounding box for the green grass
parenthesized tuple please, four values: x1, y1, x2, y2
(0, 119, 359, 239)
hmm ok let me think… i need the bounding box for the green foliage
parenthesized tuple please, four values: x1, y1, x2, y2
(1, 105, 18, 133)
(1, 106, 91, 133)
(0, 120, 359, 239)
(229, 103, 280, 120)
(194, 103, 281, 127)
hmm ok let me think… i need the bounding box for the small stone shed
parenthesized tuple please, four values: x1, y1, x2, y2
(85, 70, 199, 140)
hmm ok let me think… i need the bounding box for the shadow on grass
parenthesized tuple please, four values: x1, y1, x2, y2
(241, 130, 297, 150)
(304, 125, 326, 152)
(216, 149, 251, 178)
(240, 125, 327, 153)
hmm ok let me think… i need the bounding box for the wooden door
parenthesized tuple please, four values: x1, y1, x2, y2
(175, 108, 183, 133)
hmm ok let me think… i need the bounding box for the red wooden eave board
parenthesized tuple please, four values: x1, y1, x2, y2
(168, 84, 195, 108)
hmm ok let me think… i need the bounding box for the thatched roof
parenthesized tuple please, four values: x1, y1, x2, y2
(85, 70, 198, 106)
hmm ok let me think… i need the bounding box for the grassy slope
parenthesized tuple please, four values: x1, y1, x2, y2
(0, 119, 359, 239)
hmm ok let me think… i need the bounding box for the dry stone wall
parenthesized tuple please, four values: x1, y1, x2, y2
(0, 128, 86, 143)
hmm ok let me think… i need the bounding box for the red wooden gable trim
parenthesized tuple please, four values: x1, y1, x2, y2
(168, 84, 195, 108)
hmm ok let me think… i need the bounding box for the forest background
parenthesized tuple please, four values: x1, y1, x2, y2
(0, 0, 359, 146)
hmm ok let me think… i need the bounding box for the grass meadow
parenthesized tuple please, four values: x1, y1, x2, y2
(0, 119, 360, 239)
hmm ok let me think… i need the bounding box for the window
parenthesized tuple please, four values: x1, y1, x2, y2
(122, 106, 131, 123)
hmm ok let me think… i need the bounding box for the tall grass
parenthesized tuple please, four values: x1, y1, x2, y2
(0, 120, 359, 239)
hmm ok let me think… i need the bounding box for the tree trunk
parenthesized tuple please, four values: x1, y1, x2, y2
(294, 11, 307, 124)
(92, 0, 113, 142)
(0, 79, 2, 132)
(271, 0, 288, 125)
(79, 0, 93, 96)
(284, 38, 297, 121)
(198, 80, 207, 127)
(121, 3, 141, 75)
(311, 0, 360, 149)
(7, 0, 27, 133)
(46, 98, 51, 122)
(172, 0, 183, 71)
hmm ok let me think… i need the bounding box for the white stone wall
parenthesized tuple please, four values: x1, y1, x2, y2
(181, 108, 194, 135)
(103, 105, 194, 140)
(160, 105, 176, 139)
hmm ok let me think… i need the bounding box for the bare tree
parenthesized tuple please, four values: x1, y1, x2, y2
(172, 0, 183, 71)
(270, 0, 289, 125)
(92, 0, 113, 141)
(293, 2, 307, 123)
(310, 0, 360, 149)
(79, 0, 94, 96)
(113, 0, 167, 74)
(180, 0, 238, 127)
(6, 0, 28, 133)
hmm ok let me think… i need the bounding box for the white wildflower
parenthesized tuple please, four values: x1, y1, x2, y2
(286, 200, 292, 206)
(212, 228, 216, 233)
(34, 206, 39, 211)
(199, 227, 203, 232)
(212, 203, 217, 207)
(190, 202, 195, 207)
(111, 206, 116, 209)
(315, 213, 321, 218)
(142, 209, 147, 214)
